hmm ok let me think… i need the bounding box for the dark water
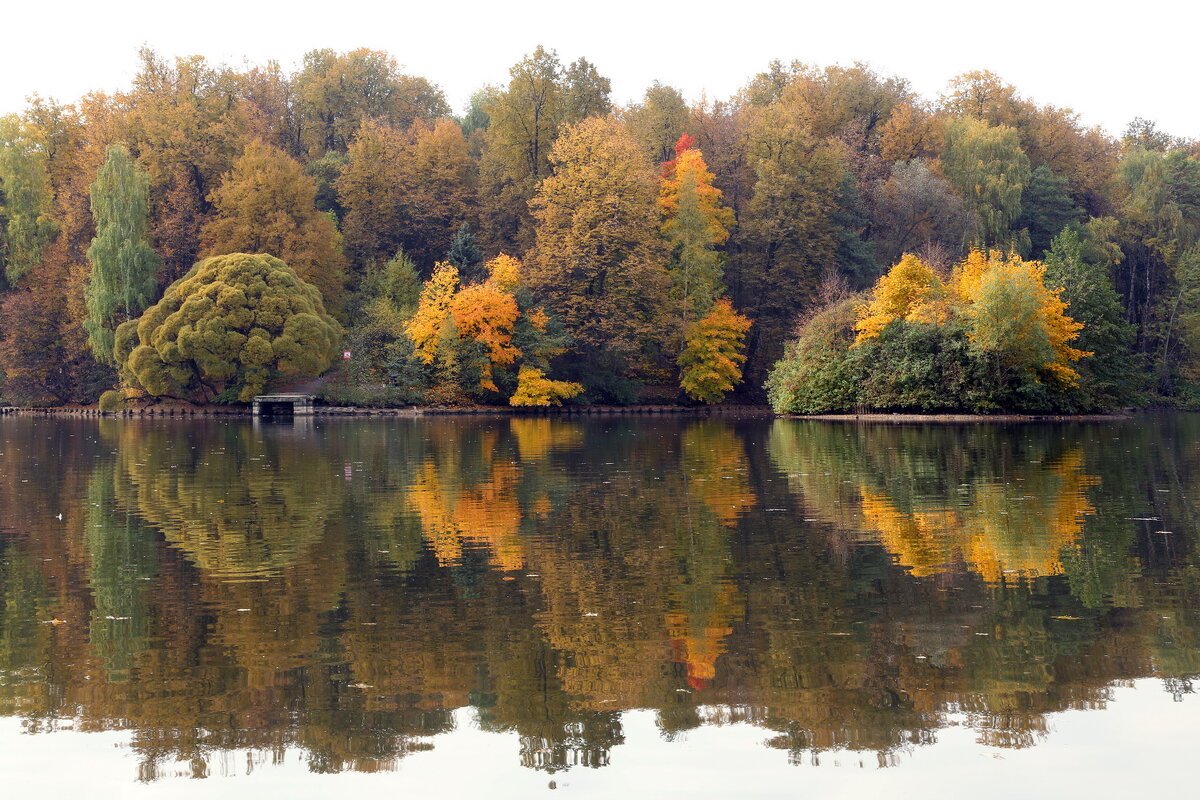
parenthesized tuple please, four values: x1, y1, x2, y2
(1, 414, 1198, 797)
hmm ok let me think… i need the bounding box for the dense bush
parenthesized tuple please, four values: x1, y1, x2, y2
(767, 250, 1122, 415)
(115, 253, 343, 403)
(765, 299, 861, 414)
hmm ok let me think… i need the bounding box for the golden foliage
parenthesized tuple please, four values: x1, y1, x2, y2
(853, 254, 946, 344)
(406, 261, 459, 364)
(952, 251, 1091, 386)
(659, 143, 734, 246)
(509, 366, 583, 407)
(854, 250, 1089, 385)
(483, 252, 520, 292)
(450, 284, 520, 365)
(681, 421, 757, 526)
(678, 298, 753, 403)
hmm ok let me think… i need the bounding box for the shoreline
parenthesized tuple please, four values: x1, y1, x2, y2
(0, 403, 778, 419)
(790, 412, 1135, 423)
(0, 405, 1145, 422)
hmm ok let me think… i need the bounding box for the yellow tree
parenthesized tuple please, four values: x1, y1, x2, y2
(954, 251, 1089, 387)
(509, 366, 583, 406)
(853, 254, 946, 344)
(406, 261, 460, 364)
(201, 140, 347, 309)
(449, 282, 520, 392)
(678, 298, 752, 403)
(528, 116, 671, 376)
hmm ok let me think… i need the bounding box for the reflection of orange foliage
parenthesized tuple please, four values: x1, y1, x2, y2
(408, 461, 525, 571)
(666, 581, 739, 690)
(860, 450, 1097, 582)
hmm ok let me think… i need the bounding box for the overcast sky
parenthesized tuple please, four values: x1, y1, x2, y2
(2, 0, 1195, 138)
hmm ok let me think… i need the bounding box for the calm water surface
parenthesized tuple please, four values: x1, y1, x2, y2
(1, 414, 1198, 797)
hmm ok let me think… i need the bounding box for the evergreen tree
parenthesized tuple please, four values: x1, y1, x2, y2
(446, 223, 485, 283)
(84, 145, 161, 364)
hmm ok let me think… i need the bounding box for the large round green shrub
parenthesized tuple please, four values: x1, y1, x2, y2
(115, 253, 343, 403)
(98, 389, 125, 412)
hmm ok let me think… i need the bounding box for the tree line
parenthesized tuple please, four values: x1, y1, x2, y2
(0, 46, 1196, 408)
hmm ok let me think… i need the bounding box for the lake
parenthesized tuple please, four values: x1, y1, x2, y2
(0, 414, 1197, 798)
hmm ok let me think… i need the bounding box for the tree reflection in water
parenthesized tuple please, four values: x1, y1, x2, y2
(0, 414, 1197, 779)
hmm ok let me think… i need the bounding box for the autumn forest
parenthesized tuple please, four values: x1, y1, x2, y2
(1, 46, 1197, 411)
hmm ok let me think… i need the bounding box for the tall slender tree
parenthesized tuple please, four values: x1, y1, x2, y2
(659, 135, 734, 325)
(84, 145, 161, 364)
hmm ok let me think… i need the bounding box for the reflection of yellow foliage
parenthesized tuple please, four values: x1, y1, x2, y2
(859, 489, 959, 576)
(682, 421, 756, 525)
(510, 418, 584, 462)
(861, 451, 1096, 582)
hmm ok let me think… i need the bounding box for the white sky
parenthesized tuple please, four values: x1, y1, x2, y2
(2, 0, 1196, 138)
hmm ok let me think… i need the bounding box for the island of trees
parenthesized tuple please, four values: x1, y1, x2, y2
(0, 47, 1197, 412)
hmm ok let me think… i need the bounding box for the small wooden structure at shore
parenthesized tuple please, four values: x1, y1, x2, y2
(252, 394, 316, 416)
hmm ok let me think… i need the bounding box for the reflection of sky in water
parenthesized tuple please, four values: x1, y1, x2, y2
(2, 684, 1197, 798)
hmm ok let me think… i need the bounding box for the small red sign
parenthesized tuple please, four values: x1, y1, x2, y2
(342, 350, 351, 360)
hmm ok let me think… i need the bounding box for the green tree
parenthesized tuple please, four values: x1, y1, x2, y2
(941, 117, 1031, 253)
(660, 137, 734, 325)
(627, 82, 690, 163)
(326, 249, 426, 407)
(1017, 165, 1084, 258)
(84, 145, 162, 364)
(477, 47, 564, 255)
(732, 92, 850, 379)
(1043, 227, 1139, 408)
(562, 57, 612, 125)
(1111, 148, 1200, 362)
(115, 253, 343, 402)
